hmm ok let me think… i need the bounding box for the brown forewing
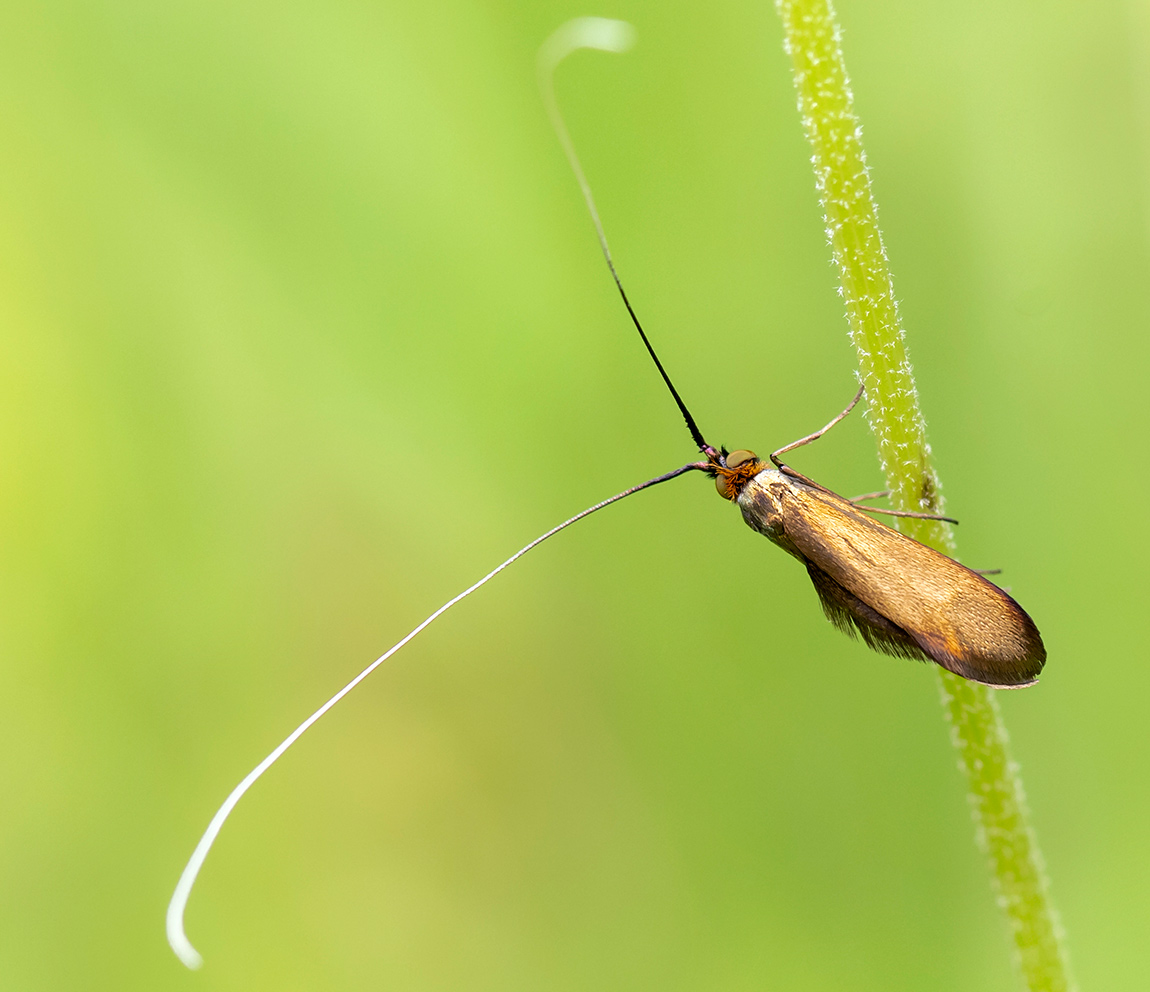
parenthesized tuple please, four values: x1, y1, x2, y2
(769, 475, 1045, 687)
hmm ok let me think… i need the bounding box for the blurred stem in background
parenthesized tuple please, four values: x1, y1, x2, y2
(773, 1, 1075, 989)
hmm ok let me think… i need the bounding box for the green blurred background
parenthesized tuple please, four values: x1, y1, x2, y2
(2, 0, 1147, 988)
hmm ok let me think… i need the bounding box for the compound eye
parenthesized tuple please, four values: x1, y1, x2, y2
(715, 474, 732, 499)
(725, 449, 758, 469)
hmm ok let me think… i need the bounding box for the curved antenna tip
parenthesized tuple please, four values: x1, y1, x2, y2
(168, 838, 212, 968)
(167, 927, 204, 970)
(538, 18, 635, 70)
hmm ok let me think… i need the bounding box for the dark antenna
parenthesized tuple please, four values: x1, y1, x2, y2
(538, 19, 710, 453)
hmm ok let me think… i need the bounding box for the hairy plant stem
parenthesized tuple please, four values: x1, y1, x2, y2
(773, 1, 1074, 989)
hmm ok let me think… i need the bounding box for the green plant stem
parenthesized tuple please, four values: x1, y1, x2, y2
(773, 1, 1074, 989)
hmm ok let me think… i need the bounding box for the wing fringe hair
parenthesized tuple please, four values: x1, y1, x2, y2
(804, 560, 932, 664)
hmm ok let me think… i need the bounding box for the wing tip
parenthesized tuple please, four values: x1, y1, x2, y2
(920, 633, 1046, 690)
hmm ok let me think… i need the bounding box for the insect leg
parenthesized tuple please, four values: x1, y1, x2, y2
(858, 505, 959, 524)
(770, 383, 865, 467)
(848, 489, 890, 503)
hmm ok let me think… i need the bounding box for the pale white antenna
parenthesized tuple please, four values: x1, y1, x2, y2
(537, 17, 636, 268)
(166, 461, 702, 968)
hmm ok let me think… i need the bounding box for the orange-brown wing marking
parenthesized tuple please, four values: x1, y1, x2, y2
(774, 479, 1045, 687)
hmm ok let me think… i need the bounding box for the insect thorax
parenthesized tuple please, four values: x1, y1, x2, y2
(736, 469, 805, 561)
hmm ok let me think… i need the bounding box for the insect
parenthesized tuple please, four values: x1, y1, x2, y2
(538, 18, 1045, 691)
(167, 17, 1044, 970)
(711, 429, 1046, 689)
